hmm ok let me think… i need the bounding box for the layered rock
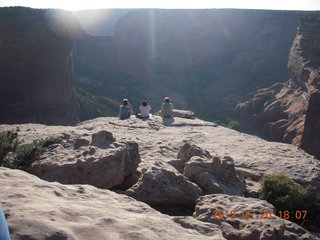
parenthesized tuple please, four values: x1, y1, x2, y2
(194, 194, 319, 240)
(184, 155, 246, 196)
(236, 82, 306, 144)
(29, 131, 140, 189)
(236, 14, 320, 158)
(170, 144, 246, 195)
(0, 7, 85, 125)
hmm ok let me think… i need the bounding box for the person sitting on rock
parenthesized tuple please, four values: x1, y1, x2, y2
(137, 101, 151, 119)
(161, 97, 174, 119)
(119, 99, 132, 120)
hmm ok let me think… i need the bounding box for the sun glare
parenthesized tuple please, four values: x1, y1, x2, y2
(0, 0, 319, 10)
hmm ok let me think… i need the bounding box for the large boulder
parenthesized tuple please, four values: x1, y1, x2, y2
(29, 132, 140, 189)
(169, 143, 212, 173)
(0, 167, 226, 240)
(178, 143, 212, 163)
(184, 155, 246, 196)
(126, 161, 203, 205)
(91, 130, 116, 147)
(194, 194, 318, 240)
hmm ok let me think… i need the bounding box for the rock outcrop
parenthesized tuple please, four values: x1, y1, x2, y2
(236, 14, 320, 158)
(171, 143, 246, 196)
(194, 194, 319, 240)
(0, 7, 85, 125)
(29, 131, 140, 189)
(1, 116, 320, 239)
(1, 116, 319, 192)
(169, 143, 212, 173)
(126, 161, 202, 205)
(184, 155, 246, 196)
(0, 167, 226, 240)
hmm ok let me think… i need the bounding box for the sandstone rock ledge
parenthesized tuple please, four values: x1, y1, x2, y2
(1, 115, 319, 192)
(0, 167, 225, 240)
(1, 116, 320, 239)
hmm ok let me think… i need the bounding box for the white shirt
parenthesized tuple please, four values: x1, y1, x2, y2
(139, 105, 151, 118)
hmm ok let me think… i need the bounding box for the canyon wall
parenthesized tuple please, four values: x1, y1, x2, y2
(236, 13, 320, 158)
(0, 7, 85, 125)
(75, 9, 306, 119)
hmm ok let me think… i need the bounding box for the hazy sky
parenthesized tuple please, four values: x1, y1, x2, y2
(1, 0, 320, 11)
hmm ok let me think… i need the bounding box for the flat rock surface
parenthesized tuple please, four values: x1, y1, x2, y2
(0, 167, 225, 240)
(1, 116, 319, 189)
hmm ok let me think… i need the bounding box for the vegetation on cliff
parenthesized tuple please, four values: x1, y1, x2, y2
(75, 88, 119, 121)
(259, 173, 320, 223)
(0, 131, 59, 170)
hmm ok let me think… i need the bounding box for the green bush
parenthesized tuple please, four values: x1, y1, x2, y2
(0, 131, 21, 166)
(0, 131, 59, 170)
(14, 137, 58, 170)
(214, 117, 240, 130)
(259, 173, 320, 222)
(225, 118, 240, 130)
(75, 88, 119, 121)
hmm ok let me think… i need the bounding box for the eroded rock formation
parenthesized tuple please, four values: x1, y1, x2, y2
(170, 143, 246, 195)
(126, 161, 203, 205)
(236, 13, 320, 158)
(184, 155, 246, 196)
(29, 131, 140, 189)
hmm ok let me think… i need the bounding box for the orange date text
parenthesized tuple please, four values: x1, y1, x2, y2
(211, 210, 273, 220)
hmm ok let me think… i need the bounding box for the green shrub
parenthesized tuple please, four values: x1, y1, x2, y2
(214, 117, 240, 130)
(75, 88, 119, 121)
(0, 131, 21, 166)
(0, 131, 59, 170)
(225, 118, 240, 130)
(259, 173, 320, 222)
(14, 137, 59, 170)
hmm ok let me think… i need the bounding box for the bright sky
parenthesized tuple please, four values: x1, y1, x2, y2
(1, 0, 320, 11)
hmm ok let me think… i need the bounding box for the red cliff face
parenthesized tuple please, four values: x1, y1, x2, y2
(0, 7, 85, 125)
(236, 13, 320, 158)
(296, 14, 320, 158)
